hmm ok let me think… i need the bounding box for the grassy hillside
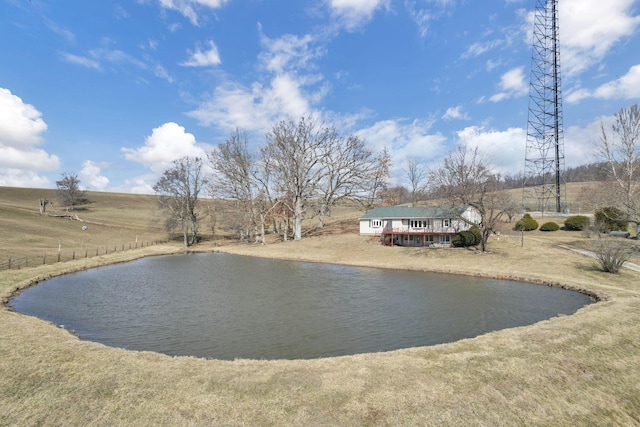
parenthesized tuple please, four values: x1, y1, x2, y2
(0, 187, 168, 265)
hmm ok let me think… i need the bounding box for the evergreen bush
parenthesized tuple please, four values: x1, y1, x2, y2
(540, 221, 560, 232)
(469, 226, 482, 245)
(452, 230, 479, 247)
(595, 207, 628, 232)
(564, 215, 590, 231)
(515, 213, 538, 231)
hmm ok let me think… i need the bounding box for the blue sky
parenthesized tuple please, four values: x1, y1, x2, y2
(1, 0, 639, 193)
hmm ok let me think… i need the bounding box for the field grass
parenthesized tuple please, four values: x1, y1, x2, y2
(1, 185, 640, 425)
(0, 187, 170, 267)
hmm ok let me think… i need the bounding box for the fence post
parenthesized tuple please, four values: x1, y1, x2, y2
(8, 257, 10, 270)
(43, 254, 46, 265)
(72, 250, 75, 260)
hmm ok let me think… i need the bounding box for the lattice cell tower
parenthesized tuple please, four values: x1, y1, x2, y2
(523, 0, 566, 213)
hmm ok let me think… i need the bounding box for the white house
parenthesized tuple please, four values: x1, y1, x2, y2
(359, 205, 481, 247)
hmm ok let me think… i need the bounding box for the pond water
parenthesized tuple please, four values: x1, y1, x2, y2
(10, 253, 592, 360)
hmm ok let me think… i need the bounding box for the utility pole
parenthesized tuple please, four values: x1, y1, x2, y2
(523, 0, 566, 214)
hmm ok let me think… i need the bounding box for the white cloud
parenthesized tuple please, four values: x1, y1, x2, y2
(0, 88, 48, 149)
(0, 169, 53, 188)
(593, 64, 640, 100)
(565, 87, 592, 104)
(455, 126, 526, 176)
(62, 40, 178, 83)
(61, 45, 147, 73)
(154, 65, 174, 82)
(405, 0, 457, 38)
(489, 66, 528, 102)
(564, 118, 606, 168)
(562, 0, 640, 75)
(158, 0, 230, 26)
(189, 30, 328, 135)
(526, 0, 640, 76)
(453, 119, 607, 179)
(60, 53, 101, 70)
(79, 160, 110, 191)
(355, 118, 447, 182)
(122, 176, 157, 194)
(566, 64, 640, 103)
(0, 88, 60, 187)
(181, 40, 221, 67)
(88, 46, 148, 69)
(442, 106, 469, 121)
(121, 122, 207, 173)
(44, 18, 76, 44)
(328, 0, 390, 31)
(461, 39, 505, 59)
(188, 75, 314, 134)
(0, 145, 60, 171)
(258, 30, 323, 74)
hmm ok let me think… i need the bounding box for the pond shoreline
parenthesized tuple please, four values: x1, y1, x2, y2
(8, 250, 594, 360)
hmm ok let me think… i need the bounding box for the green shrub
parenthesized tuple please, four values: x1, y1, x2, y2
(564, 215, 590, 231)
(595, 206, 628, 232)
(452, 228, 481, 247)
(469, 226, 482, 245)
(540, 221, 560, 232)
(451, 233, 465, 247)
(515, 213, 538, 231)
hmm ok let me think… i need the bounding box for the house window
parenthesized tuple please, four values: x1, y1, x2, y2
(371, 219, 382, 228)
(442, 218, 451, 227)
(410, 220, 428, 228)
(441, 235, 451, 244)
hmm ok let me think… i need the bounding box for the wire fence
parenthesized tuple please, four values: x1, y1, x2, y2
(0, 240, 163, 271)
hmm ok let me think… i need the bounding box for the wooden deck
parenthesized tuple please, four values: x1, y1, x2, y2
(379, 227, 458, 247)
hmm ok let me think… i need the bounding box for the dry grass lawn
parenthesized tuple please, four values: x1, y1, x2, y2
(1, 186, 640, 425)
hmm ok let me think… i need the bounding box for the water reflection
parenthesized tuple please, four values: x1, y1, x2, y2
(11, 253, 592, 360)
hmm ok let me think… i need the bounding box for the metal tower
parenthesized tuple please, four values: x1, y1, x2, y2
(523, 0, 566, 213)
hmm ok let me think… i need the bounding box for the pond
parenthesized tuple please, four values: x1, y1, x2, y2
(10, 253, 592, 360)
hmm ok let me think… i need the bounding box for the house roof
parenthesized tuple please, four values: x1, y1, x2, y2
(360, 205, 467, 220)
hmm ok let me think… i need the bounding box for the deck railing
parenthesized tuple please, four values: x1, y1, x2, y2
(382, 227, 458, 234)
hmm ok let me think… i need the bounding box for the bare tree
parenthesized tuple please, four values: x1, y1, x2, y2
(598, 104, 640, 231)
(208, 129, 279, 244)
(56, 172, 88, 211)
(315, 133, 382, 228)
(153, 157, 206, 247)
(591, 236, 633, 274)
(263, 117, 392, 239)
(360, 147, 392, 209)
(263, 117, 329, 241)
(429, 146, 503, 252)
(497, 193, 521, 223)
(405, 158, 428, 205)
(208, 130, 258, 242)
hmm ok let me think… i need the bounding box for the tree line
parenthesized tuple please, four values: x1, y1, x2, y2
(153, 116, 391, 246)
